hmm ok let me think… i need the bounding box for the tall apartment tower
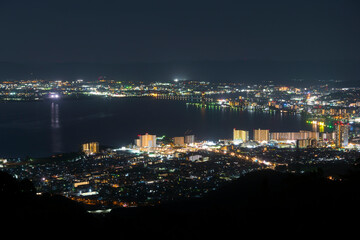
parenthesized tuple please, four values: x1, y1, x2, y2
(173, 136, 185, 146)
(185, 135, 195, 145)
(233, 129, 249, 143)
(82, 142, 99, 155)
(335, 124, 349, 148)
(136, 133, 157, 148)
(253, 129, 270, 142)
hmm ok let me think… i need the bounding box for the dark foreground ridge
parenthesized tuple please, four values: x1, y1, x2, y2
(2, 168, 360, 238)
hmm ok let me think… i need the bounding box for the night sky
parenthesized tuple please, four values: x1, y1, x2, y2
(1, 0, 359, 64)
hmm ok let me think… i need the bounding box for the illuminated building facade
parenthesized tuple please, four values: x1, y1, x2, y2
(135, 139, 141, 147)
(296, 139, 317, 148)
(82, 142, 99, 155)
(137, 133, 157, 148)
(270, 131, 319, 141)
(253, 129, 269, 142)
(173, 137, 185, 146)
(335, 123, 349, 148)
(233, 129, 249, 143)
(185, 135, 195, 145)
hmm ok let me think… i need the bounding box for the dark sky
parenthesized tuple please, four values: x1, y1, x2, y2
(0, 0, 359, 64)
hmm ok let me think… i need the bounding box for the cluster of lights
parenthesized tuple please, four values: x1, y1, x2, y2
(49, 93, 60, 99)
(306, 120, 333, 128)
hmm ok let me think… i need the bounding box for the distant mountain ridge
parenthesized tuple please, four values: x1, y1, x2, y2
(0, 59, 359, 86)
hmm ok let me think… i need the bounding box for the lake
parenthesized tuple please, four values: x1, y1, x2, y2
(0, 97, 311, 158)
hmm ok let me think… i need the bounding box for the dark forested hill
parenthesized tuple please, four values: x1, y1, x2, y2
(2, 168, 360, 238)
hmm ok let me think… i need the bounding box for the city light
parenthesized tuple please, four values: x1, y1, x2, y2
(49, 93, 60, 99)
(0, 75, 359, 213)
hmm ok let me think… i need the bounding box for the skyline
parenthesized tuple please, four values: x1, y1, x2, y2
(1, 59, 360, 85)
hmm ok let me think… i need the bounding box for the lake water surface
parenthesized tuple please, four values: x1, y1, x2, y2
(0, 97, 311, 158)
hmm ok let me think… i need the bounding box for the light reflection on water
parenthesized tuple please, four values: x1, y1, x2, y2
(51, 102, 62, 153)
(51, 102, 60, 129)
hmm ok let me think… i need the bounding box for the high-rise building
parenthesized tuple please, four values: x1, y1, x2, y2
(253, 129, 269, 142)
(233, 129, 249, 143)
(335, 123, 349, 148)
(173, 136, 185, 146)
(135, 139, 141, 147)
(304, 130, 319, 141)
(320, 132, 333, 141)
(296, 139, 311, 148)
(136, 133, 157, 148)
(82, 142, 99, 155)
(296, 138, 317, 148)
(185, 135, 195, 145)
(270, 131, 318, 141)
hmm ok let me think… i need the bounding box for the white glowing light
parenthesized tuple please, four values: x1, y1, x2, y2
(49, 93, 60, 98)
